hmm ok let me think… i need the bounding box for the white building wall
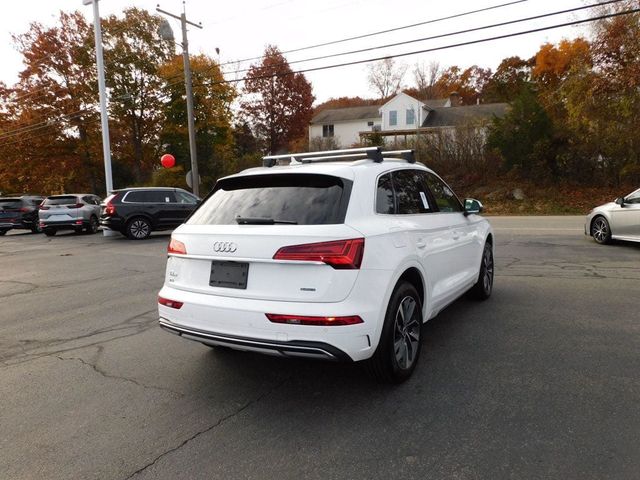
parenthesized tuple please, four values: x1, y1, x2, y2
(309, 118, 381, 148)
(380, 92, 425, 131)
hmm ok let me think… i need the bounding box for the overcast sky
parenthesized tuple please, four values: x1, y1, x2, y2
(0, 0, 597, 104)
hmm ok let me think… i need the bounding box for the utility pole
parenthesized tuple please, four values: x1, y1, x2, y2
(157, 3, 202, 198)
(83, 0, 113, 195)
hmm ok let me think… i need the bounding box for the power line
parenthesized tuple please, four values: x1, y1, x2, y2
(211, 7, 639, 86)
(216, 0, 529, 69)
(223, 0, 625, 77)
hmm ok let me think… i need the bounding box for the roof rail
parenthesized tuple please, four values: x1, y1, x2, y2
(262, 147, 415, 167)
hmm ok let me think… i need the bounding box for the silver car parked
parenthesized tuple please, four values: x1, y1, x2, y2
(585, 187, 640, 244)
(39, 194, 102, 236)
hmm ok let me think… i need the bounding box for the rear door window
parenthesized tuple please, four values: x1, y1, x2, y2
(393, 170, 433, 214)
(0, 199, 22, 209)
(188, 174, 351, 225)
(44, 196, 77, 206)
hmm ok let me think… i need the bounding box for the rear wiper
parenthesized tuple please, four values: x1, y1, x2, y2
(235, 216, 297, 225)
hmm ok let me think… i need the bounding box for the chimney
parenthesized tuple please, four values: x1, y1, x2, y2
(449, 91, 461, 107)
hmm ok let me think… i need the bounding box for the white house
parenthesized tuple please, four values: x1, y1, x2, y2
(309, 92, 507, 148)
(308, 105, 381, 149)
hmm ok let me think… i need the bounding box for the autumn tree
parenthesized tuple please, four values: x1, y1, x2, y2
(588, 3, 640, 184)
(159, 53, 236, 188)
(0, 11, 102, 194)
(241, 45, 314, 154)
(434, 65, 492, 104)
(102, 8, 174, 184)
(482, 56, 533, 103)
(367, 58, 407, 99)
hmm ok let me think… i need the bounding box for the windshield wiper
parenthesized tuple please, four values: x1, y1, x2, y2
(235, 216, 297, 225)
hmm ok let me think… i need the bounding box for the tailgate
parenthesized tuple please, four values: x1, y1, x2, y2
(166, 224, 363, 303)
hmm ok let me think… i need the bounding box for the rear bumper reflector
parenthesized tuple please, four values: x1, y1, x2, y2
(266, 313, 363, 326)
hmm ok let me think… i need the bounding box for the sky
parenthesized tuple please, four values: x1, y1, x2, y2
(0, 0, 599, 104)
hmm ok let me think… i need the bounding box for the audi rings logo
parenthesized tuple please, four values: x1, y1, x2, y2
(213, 241, 237, 253)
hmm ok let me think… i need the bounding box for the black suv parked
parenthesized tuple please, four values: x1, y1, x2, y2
(0, 195, 44, 235)
(100, 187, 199, 239)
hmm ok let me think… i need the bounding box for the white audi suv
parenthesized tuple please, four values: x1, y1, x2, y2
(158, 147, 494, 383)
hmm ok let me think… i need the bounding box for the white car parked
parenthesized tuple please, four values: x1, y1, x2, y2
(158, 147, 494, 383)
(585, 187, 640, 244)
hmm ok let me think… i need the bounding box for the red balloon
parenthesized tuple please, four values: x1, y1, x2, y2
(161, 154, 176, 168)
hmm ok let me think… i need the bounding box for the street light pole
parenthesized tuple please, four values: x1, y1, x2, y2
(157, 4, 202, 198)
(83, 0, 113, 194)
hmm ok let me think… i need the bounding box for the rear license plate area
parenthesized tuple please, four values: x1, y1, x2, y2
(210, 261, 249, 289)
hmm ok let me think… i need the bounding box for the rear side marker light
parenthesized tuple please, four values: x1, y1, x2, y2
(168, 238, 187, 255)
(266, 313, 363, 326)
(273, 238, 364, 269)
(158, 296, 183, 309)
(75, 220, 83, 225)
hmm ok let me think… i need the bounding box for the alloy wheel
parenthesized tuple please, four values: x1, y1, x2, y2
(393, 296, 421, 370)
(592, 218, 609, 243)
(130, 219, 150, 239)
(483, 246, 494, 295)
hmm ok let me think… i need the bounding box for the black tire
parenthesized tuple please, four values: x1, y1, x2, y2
(31, 223, 43, 234)
(591, 216, 612, 245)
(85, 216, 99, 234)
(0, 229, 7, 236)
(469, 242, 494, 301)
(125, 217, 151, 240)
(365, 282, 423, 384)
(43, 228, 56, 236)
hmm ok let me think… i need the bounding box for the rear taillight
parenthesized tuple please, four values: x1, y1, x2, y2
(158, 296, 183, 309)
(266, 313, 363, 326)
(20, 207, 30, 212)
(273, 238, 364, 269)
(68, 203, 84, 209)
(39, 205, 50, 210)
(103, 194, 117, 216)
(168, 238, 187, 255)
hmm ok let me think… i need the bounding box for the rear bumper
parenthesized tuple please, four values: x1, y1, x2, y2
(157, 273, 390, 362)
(159, 318, 352, 361)
(40, 220, 88, 229)
(100, 216, 124, 231)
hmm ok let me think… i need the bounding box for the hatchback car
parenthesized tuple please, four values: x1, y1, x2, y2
(39, 194, 102, 236)
(100, 187, 199, 239)
(0, 195, 44, 235)
(157, 147, 494, 383)
(586, 187, 640, 244)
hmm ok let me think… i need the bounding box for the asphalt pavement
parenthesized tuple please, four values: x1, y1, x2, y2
(1, 217, 639, 480)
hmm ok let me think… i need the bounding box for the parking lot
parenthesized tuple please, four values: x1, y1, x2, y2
(1, 216, 639, 480)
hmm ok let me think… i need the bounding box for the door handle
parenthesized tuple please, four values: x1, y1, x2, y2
(452, 231, 460, 240)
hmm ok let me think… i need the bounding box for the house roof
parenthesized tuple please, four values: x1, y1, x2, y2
(310, 105, 381, 124)
(422, 98, 448, 110)
(422, 103, 509, 128)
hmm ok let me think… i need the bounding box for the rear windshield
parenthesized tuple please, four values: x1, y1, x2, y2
(44, 196, 77, 205)
(188, 173, 352, 225)
(0, 199, 22, 208)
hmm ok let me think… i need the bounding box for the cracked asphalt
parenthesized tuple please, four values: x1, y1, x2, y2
(1, 216, 639, 480)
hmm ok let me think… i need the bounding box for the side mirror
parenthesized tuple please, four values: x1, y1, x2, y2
(615, 197, 625, 206)
(464, 198, 483, 216)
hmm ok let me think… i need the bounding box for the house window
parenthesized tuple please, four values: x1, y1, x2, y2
(367, 121, 374, 126)
(322, 124, 334, 138)
(389, 110, 397, 126)
(406, 109, 415, 125)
